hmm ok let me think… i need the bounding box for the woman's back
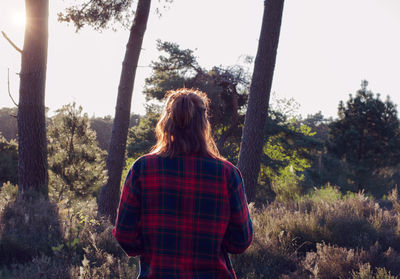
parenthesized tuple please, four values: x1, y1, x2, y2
(113, 89, 253, 278)
(114, 154, 252, 278)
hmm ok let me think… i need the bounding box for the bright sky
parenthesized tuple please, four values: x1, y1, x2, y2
(1, 0, 400, 119)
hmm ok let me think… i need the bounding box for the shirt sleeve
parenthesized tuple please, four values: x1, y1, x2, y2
(112, 162, 143, 257)
(222, 166, 253, 254)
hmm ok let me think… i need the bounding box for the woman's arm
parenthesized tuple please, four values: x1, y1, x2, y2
(113, 165, 143, 257)
(222, 166, 253, 254)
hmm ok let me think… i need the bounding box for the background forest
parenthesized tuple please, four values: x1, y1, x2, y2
(1, 0, 400, 278)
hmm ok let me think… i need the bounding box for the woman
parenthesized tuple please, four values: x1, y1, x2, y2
(113, 88, 253, 278)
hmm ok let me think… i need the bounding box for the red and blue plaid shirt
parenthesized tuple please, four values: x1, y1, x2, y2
(113, 154, 253, 279)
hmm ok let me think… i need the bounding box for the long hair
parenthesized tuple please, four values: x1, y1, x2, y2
(150, 88, 222, 159)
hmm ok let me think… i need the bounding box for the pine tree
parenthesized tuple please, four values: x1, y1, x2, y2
(47, 103, 107, 202)
(328, 81, 400, 196)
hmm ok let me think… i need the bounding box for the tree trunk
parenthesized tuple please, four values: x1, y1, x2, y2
(237, 0, 285, 203)
(98, 0, 151, 220)
(18, 0, 49, 196)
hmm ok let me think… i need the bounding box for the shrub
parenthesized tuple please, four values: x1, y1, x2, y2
(1, 182, 399, 278)
(0, 189, 63, 265)
(302, 243, 364, 279)
(303, 184, 343, 203)
(231, 204, 299, 278)
(352, 263, 398, 279)
(300, 243, 399, 279)
(52, 198, 138, 278)
(0, 183, 138, 278)
(233, 192, 400, 278)
(0, 255, 70, 279)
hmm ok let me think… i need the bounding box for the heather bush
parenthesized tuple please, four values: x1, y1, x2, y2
(302, 243, 367, 279)
(352, 263, 398, 279)
(0, 182, 17, 209)
(0, 189, 63, 265)
(232, 189, 400, 278)
(0, 188, 137, 278)
(50, 199, 138, 278)
(275, 190, 400, 252)
(296, 242, 399, 279)
(1, 181, 399, 278)
(0, 255, 71, 279)
(231, 204, 299, 278)
(388, 187, 400, 214)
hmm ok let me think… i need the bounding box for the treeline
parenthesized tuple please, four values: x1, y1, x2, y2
(2, 43, 400, 202)
(0, 107, 139, 151)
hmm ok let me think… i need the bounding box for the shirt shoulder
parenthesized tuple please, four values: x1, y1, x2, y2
(128, 153, 158, 175)
(218, 158, 242, 178)
(132, 153, 159, 166)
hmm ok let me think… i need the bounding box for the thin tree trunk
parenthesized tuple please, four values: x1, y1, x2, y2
(237, 0, 285, 203)
(18, 0, 49, 196)
(98, 0, 151, 220)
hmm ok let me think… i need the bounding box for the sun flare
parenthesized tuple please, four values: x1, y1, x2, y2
(12, 12, 26, 27)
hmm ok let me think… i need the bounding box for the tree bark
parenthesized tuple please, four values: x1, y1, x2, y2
(98, 0, 151, 220)
(18, 0, 49, 196)
(237, 0, 285, 203)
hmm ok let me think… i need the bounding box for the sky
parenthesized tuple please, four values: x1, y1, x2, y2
(1, 0, 400, 119)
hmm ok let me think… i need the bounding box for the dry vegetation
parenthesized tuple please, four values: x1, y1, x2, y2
(1, 184, 399, 278)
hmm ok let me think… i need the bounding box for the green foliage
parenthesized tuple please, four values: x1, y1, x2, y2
(0, 134, 18, 185)
(121, 157, 135, 189)
(58, 0, 136, 31)
(303, 185, 343, 203)
(89, 115, 114, 151)
(58, 0, 173, 32)
(47, 103, 107, 202)
(90, 114, 140, 151)
(328, 81, 400, 197)
(126, 108, 158, 158)
(264, 121, 314, 202)
(257, 114, 320, 203)
(301, 111, 332, 142)
(294, 112, 339, 191)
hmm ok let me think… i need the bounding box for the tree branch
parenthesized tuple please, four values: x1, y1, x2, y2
(1, 31, 23, 53)
(7, 68, 19, 107)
